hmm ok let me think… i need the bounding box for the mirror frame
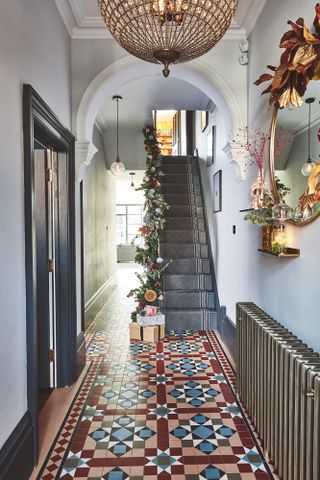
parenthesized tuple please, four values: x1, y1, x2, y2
(270, 107, 320, 227)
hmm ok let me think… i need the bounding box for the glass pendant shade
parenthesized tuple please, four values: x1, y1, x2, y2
(111, 156, 126, 176)
(301, 160, 315, 176)
(301, 97, 315, 176)
(111, 94, 125, 176)
(272, 201, 293, 223)
(98, 0, 238, 77)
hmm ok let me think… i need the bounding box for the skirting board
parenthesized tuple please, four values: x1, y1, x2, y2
(219, 306, 236, 363)
(85, 273, 117, 329)
(0, 411, 34, 480)
(77, 331, 86, 377)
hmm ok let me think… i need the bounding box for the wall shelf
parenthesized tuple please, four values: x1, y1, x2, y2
(258, 248, 300, 258)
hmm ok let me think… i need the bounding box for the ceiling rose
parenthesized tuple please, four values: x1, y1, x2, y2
(98, 0, 238, 77)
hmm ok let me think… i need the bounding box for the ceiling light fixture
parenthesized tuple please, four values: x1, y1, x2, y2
(301, 97, 316, 177)
(98, 0, 238, 78)
(110, 95, 125, 176)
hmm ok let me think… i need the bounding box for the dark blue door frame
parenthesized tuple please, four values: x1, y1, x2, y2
(23, 85, 77, 464)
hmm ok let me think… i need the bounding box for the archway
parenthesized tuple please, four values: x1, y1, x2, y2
(75, 56, 247, 181)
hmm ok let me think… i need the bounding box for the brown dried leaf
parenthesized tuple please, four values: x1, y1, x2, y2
(254, 73, 274, 86)
(280, 30, 299, 49)
(314, 3, 320, 36)
(312, 61, 320, 80)
(287, 19, 304, 39)
(261, 85, 272, 95)
(266, 65, 277, 72)
(303, 25, 320, 44)
(271, 65, 290, 91)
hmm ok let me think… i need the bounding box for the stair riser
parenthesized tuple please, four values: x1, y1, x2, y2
(162, 184, 201, 195)
(161, 244, 209, 259)
(165, 217, 205, 230)
(164, 274, 213, 291)
(164, 310, 217, 331)
(165, 206, 204, 218)
(162, 174, 188, 184)
(163, 292, 215, 309)
(164, 194, 203, 206)
(163, 230, 207, 244)
(162, 165, 198, 175)
(162, 156, 198, 166)
(165, 259, 211, 274)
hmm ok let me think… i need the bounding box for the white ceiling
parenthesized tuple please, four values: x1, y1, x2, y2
(55, 0, 267, 40)
(96, 76, 212, 130)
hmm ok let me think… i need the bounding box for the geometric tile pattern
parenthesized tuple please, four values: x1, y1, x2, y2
(35, 269, 276, 480)
(169, 380, 220, 406)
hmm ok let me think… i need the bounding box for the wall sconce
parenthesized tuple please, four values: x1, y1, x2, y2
(129, 172, 136, 190)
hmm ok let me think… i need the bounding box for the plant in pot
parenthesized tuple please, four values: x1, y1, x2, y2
(244, 190, 274, 252)
(244, 178, 291, 252)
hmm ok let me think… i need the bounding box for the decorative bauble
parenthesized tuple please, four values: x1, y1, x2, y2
(147, 155, 153, 160)
(144, 176, 149, 181)
(156, 257, 163, 264)
(149, 135, 154, 140)
(150, 166, 156, 172)
(155, 208, 161, 214)
(149, 188, 155, 194)
(158, 294, 164, 301)
(144, 289, 157, 302)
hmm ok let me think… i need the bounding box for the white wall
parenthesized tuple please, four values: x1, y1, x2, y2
(0, 0, 71, 447)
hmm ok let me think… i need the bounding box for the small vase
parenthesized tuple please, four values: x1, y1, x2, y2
(261, 225, 272, 252)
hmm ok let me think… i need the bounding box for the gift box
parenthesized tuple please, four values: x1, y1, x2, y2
(137, 312, 165, 326)
(129, 322, 165, 342)
(144, 306, 158, 316)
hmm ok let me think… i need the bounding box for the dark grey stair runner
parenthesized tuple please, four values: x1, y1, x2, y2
(160, 155, 217, 331)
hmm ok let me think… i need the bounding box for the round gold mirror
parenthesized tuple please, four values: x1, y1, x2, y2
(270, 92, 320, 226)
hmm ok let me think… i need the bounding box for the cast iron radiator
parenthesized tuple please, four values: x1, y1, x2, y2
(236, 302, 320, 480)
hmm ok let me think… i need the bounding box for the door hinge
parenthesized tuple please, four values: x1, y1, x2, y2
(45, 167, 53, 183)
(47, 259, 54, 272)
(49, 349, 55, 362)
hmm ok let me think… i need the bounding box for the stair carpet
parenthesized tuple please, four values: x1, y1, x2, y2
(160, 155, 217, 331)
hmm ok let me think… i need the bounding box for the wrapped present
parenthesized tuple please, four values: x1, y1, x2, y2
(144, 305, 158, 316)
(129, 322, 165, 342)
(137, 312, 165, 326)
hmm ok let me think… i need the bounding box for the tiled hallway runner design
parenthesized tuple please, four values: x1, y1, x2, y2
(36, 270, 274, 480)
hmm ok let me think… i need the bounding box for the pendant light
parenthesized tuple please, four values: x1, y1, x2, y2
(301, 97, 315, 176)
(98, 0, 238, 78)
(129, 172, 136, 190)
(111, 95, 125, 176)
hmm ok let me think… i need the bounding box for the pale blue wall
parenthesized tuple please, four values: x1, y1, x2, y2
(0, 0, 71, 448)
(249, 0, 320, 352)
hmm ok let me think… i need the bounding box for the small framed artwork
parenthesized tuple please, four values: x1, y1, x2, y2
(213, 170, 222, 213)
(206, 125, 215, 166)
(201, 111, 208, 132)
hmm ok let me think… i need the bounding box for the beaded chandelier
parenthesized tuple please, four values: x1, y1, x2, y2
(98, 0, 238, 77)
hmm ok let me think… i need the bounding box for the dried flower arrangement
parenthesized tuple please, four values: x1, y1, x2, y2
(255, 4, 320, 108)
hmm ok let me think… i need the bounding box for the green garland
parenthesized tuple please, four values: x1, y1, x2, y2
(128, 127, 170, 321)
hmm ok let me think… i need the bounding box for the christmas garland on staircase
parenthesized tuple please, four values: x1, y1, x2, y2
(128, 127, 170, 321)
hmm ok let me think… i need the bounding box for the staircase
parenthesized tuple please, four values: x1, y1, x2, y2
(160, 155, 217, 331)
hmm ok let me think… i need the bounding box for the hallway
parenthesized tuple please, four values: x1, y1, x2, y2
(34, 265, 274, 480)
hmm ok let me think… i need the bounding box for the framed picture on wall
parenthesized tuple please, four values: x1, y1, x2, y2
(206, 125, 215, 166)
(213, 170, 222, 213)
(201, 111, 208, 132)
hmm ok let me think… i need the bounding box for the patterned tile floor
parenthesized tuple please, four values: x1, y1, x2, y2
(34, 265, 275, 480)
